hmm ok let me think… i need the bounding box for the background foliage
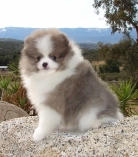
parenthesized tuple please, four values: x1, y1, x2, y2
(0, 39, 23, 66)
(98, 37, 138, 81)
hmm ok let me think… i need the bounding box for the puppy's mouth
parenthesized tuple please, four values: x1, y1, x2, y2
(43, 67, 49, 70)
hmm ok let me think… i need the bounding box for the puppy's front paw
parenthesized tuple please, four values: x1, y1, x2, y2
(33, 127, 46, 142)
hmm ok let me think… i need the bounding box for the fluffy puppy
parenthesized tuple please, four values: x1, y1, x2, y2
(19, 28, 123, 142)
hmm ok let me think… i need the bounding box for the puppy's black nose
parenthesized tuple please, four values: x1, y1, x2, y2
(42, 62, 48, 68)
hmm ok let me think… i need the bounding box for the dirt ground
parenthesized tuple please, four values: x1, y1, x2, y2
(92, 60, 105, 66)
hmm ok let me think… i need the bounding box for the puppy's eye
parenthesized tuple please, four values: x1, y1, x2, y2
(51, 56, 57, 61)
(37, 56, 41, 61)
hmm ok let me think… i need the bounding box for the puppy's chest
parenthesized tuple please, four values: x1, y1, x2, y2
(25, 75, 57, 97)
(24, 70, 75, 105)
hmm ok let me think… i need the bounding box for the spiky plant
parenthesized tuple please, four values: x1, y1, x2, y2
(111, 80, 138, 117)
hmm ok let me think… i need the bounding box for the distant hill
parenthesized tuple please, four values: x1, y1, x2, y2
(0, 27, 136, 44)
(0, 38, 22, 42)
(0, 39, 23, 66)
(0, 39, 23, 55)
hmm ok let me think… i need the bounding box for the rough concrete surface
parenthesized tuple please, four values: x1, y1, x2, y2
(0, 101, 29, 123)
(0, 115, 138, 157)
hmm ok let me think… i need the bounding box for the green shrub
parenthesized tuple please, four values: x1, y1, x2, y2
(99, 60, 120, 73)
(8, 57, 20, 75)
(111, 80, 138, 117)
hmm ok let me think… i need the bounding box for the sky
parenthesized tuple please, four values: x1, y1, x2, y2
(0, 0, 108, 28)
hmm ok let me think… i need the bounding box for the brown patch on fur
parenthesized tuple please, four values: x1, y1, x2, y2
(20, 44, 41, 74)
(49, 33, 73, 70)
(25, 28, 63, 44)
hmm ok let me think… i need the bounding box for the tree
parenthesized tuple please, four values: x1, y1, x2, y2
(98, 37, 138, 80)
(93, 0, 138, 43)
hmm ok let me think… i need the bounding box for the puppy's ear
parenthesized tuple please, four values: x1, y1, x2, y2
(59, 34, 69, 48)
(22, 36, 37, 56)
(24, 36, 32, 44)
(24, 36, 34, 44)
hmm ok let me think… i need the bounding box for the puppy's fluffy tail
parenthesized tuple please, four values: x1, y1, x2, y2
(117, 110, 124, 120)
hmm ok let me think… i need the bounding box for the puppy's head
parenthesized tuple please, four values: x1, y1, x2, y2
(20, 29, 72, 74)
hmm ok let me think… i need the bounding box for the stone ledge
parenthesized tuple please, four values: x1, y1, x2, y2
(0, 116, 138, 157)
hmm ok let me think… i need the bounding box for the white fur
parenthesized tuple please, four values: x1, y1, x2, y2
(68, 42, 83, 69)
(116, 110, 124, 120)
(79, 108, 123, 132)
(35, 36, 59, 71)
(79, 108, 101, 131)
(33, 105, 62, 142)
(35, 35, 53, 56)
